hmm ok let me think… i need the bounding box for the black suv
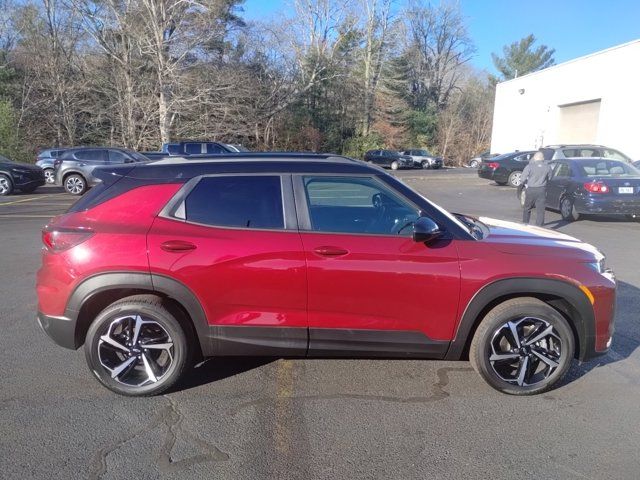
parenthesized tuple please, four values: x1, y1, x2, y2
(55, 147, 150, 195)
(0, 154, 45, 195)
(364, 150, 414, 170)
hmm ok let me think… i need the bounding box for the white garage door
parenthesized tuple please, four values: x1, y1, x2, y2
(557, 100, 601, 144)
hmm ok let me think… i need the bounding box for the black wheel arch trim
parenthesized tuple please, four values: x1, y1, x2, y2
(63, 271, 212, 355)
(444, 277, 596, 361)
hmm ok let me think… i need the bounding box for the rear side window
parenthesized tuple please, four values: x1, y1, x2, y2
(75, 150, 106, 162)
(184, 176, 284, 229)
(206, 143, 225, 154)
(184, 143, 202, 155)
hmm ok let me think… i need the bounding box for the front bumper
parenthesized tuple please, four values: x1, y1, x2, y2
(37, 311, 77, 350)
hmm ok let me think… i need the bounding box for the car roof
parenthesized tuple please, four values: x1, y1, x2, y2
(109, 153, 379, 180)
(543, 144, 605, 148)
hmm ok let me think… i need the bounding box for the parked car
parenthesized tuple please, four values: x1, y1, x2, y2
(161, 141, 248, 155)
(478, 151, 536, 187)
(517, 158, 640, 221)
(364, 150, 414, 169)
(0, 154, 46, 195)
(36, 148, 68, 184)
(468, 150, 499, 169)
(37, 152, 616, 396)
(541, 144, 632, 163)
(54, 147, 150, 195)
(400, 149, 443, 169)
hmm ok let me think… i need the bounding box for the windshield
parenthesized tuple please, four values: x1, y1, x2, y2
(575, 160, 640, 177)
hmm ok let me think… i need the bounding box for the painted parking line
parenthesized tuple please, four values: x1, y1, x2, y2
(0, 195, 54, 206)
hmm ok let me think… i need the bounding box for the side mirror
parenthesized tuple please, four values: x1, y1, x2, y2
(413, 216, 443, 244)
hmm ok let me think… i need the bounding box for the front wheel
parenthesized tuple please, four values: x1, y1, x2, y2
(507, 170, 523, 188)
(560, 196, 580, 221)
(85, 295, 190, 396)
(421, 160, 430, 169)
(469, 297, 575, 395)
(64, 174, 86, 195)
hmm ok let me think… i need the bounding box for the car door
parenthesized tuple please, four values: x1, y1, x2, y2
(293, 174, 460, 357)
(147, 174, 308, 355)
(546, 162, 572, 208)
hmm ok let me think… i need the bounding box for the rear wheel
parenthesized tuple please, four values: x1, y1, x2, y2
(0, 174, 14, 195)
(469, 159, 480, 169)
(85, 295, 190, 396)
(469, 297, 574, 395)
(64, 174, 86, 195)
(507, 170, 523, 188)
(390, 161, 399, 170)
(421, 160, 430, 169)
(560, 196, 580, 221)
(44, 168, 55, 184)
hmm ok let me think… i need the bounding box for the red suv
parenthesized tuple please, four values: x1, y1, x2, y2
(36, 153, 616, 396)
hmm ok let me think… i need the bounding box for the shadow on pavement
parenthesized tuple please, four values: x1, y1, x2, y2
(175, 357, 274, 392)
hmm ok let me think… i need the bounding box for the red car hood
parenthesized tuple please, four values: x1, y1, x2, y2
(478, 217, 602, 261)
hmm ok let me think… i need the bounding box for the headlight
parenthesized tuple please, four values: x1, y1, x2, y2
(587, 257, 615, 282)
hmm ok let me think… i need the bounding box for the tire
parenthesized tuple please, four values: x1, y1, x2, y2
(469, 297, 575, 395)
(469, 159, 479, 169)
(390, 161, 399, 170)
(421, 160, 430, 169)
(560, 196, 580, 222)
(64, 174, 86, 195)
(0, 174, 13, 196)
(84, 295, 190, 396)
(44, 168, 55, 184)
(507, 170, 523, 188)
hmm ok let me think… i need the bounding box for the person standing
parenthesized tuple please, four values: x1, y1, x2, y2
(520, 151, 553, 226)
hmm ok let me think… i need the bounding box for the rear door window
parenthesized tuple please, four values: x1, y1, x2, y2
(184, 176, 284, 229)
(184, 143, 203, 155)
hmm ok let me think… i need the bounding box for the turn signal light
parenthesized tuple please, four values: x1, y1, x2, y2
(42, 227, 94, 252)
(584, 182, 609, 194)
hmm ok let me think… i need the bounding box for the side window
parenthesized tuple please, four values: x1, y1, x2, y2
(514, 153, 532, 162)
(75, 150, 106, 162)
(303, 176, 419, 235)
(184, 176, 284, 229)
(603, 149, 629, 162)
(562, 149, 578, 158)
(108, 150, 129, 164)
(184, 143, 202, 155)
(206, 143, 225, 154)
(553, 162, 571, 177)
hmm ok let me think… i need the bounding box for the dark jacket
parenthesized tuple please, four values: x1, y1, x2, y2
(521, 161, 553, 188)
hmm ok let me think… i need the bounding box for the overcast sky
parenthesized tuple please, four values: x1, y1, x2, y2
(242, 0, 640, 74)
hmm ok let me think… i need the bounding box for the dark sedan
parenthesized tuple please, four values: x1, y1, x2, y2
(0, 154, 46, 195)
(519, 158, 640, 221)
(478, 151, 536, 187)
(363, 150, 414, 170)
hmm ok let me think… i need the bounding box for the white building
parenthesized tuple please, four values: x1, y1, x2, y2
(490, 39, 640, 159)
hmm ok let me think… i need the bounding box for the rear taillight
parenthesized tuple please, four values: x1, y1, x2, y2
(487, 162, 499, 169)
(42, 227, 94, 252)
(584, 182, 609, 194)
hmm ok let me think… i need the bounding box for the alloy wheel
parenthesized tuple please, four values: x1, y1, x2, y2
(98, 314, 175, 387)
(561, 198, 572, 218)
(0, 176, 10, 195)
(488, 317, 562, 387)
(509, 171, 522, 187)
(44, 169, 55, 184)
(65, 176, 84, 194)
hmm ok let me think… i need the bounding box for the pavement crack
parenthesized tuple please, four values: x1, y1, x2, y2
(88, 397, 228, 479)
(229, 366, 472, 415)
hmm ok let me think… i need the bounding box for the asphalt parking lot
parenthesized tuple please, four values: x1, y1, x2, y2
(1, 170, 639, 480)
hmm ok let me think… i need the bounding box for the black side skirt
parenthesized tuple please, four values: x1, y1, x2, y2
(208, 326, 449, 359)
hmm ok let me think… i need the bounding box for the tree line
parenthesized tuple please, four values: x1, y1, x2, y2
(0, 0, 554, 164)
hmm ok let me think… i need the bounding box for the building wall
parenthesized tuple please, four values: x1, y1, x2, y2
(490, 39, 640, 159)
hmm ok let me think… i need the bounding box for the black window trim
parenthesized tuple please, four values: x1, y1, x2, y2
(292, 173, 425, 238)
(159, 173, 297, 232)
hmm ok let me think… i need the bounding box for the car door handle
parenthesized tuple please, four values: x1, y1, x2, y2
(160, 240, 197, 252)
(313, 246, 349, 257)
